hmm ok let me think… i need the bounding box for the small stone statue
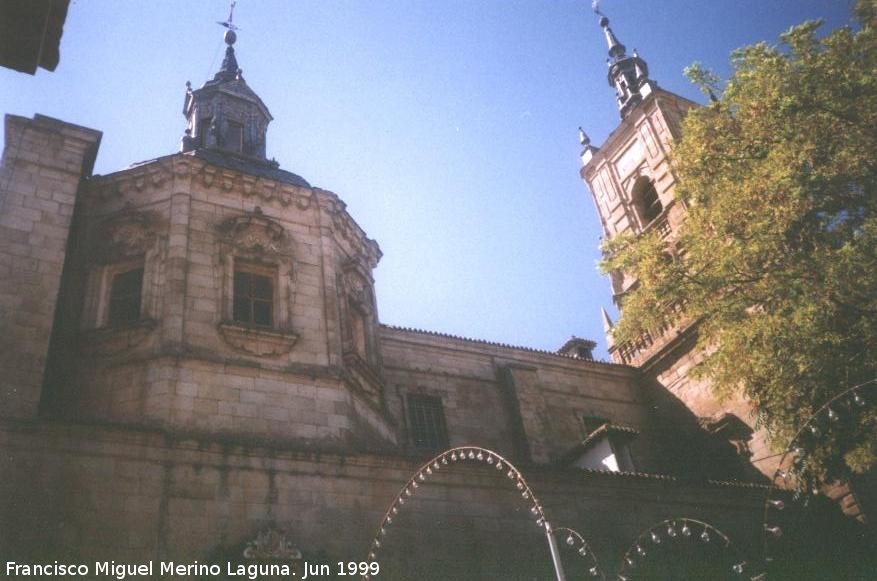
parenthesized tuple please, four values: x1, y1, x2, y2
(180, 128, 197, 152)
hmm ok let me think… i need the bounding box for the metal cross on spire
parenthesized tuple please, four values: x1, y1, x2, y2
(217, 1, 240, 31)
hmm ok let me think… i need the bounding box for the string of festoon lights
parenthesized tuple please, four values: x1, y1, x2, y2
(616, 517, 743, 580)
(362, 446, 589, 580)
(553, 526, 605, 579)
(761, 379, 876, 569)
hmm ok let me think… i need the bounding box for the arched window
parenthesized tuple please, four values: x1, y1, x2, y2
(632, 178, 663, 226)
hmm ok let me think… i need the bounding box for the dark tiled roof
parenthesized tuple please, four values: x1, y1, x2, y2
(579, 423, 639, 451)
(188, 148, 310, 188)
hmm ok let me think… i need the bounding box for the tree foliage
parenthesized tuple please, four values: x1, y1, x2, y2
(601, 2, 877, 482)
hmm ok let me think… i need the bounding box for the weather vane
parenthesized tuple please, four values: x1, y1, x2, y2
(591, 0, 604, 16)
(218, 1, 240, 32)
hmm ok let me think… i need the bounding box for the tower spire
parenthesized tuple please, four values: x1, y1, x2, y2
(590, 1, 656, 119)
(216, 1, 241, 81)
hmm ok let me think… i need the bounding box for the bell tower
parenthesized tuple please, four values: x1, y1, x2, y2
(579, 7, 697, 365)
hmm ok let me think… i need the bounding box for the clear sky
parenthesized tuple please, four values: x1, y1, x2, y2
(1, 0, 854, 360)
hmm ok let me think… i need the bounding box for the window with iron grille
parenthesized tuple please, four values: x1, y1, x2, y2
(233, 269, 273, 327)
(108, 267, 143, 326)
(408, 394, 448, 451)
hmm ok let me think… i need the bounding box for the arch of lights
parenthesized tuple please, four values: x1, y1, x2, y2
(761, 379, 875, 571)
(554, 525, 605, 579)
(616, 517, 745, 580)
(362, 445, 581, 580)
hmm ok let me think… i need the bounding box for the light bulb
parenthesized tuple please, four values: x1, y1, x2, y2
(433, 461, 440, 470)
(516, 481, 524, 490)
(391, 506, 398, 515)
(487, 455, 494, 464)
(579, 547, 588, 557)
(768, 499, 785, 510)
(404, 487, 412, 496)
(809, 424, 820, 437)
(477, 451, 484, 461)
(380, 527, 386, 536)
(418, 472, 425, 481)
(426, 467, 432, 476)
(626, 557, 635, 567)
(507, 470, 515, 479)
(732, 562, 745, 574)
(468, 450, 475, 459)
(681, 524, 691, 537)
(451, 452, 458, 461)
(411, 481, 418, 489)
(589, 566, 599, 577)
(700, 530, 710, 543)
(441, 457, 448, 465)
(636, 545, 645, 557)
(495, 462, 503, 470)
(521, 491, 529, 499)
(765, 525, 782, 538)
(667, 525, 677, 538)
(374, 539, 381, 549)
(398, 497, 405, 505)
(530, 506, 538, 515)
(853, 393, 866, 407)
(827, 408, 838, 421)
(566, 535, 575, 546)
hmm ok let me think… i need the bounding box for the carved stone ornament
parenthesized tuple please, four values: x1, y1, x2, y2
(243, 529, 302, 561)
(218, 212, 287, 256)
(94, 210, 159, 263)
(217, 322, 298, 357)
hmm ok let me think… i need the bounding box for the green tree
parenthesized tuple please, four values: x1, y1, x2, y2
(602, 2, 877, 484)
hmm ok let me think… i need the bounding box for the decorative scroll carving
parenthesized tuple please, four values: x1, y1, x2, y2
(217, 211, 287, 256)
(93, 210, 161, 264)
(217, 322, 298, 357)
(243, 529, 302, 561)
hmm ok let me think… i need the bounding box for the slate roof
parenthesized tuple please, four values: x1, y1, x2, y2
(186, 149, 310, 188)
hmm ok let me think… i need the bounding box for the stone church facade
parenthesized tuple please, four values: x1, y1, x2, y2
(0, 13, 777, 581)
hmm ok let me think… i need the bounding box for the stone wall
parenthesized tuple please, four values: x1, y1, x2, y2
(0, 419, 766, 580)
(0, 114, 101, 420)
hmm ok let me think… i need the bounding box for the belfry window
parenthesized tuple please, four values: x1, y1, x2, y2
(199, 117, 212, 147)
(233, 267, 274, 327)
(633, 179, 663, 225)
(227, 120, 244, 153)
(107, 267, 144, 326)
(408, 394, 449, 452)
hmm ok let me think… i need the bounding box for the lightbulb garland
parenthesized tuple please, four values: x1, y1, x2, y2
(554, 526, 604, 579)
(362, 446, 551, 580)
(762, 380, 875, 569)
(617, 518, 743, 578)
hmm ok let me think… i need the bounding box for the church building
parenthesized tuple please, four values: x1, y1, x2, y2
(0, 7, 784, 580)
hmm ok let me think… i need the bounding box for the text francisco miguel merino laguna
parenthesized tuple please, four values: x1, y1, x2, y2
(6, 560, 381, 579)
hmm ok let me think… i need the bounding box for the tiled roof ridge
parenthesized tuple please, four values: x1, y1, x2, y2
(578, 467, 769, 489)
(380, 324, 621, 367)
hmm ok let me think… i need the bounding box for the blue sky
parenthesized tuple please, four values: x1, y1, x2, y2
(1, 1, 854, 359)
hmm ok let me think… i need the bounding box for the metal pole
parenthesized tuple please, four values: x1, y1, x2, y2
(544, 521, 567, 581)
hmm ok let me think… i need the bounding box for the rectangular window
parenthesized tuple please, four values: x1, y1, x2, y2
(108, 267, 144, 326)
(408, 394, 449, 451)
(227, 121, 243, 153)
(233, 269, 273, 327)
(199, 117, 212, 147)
